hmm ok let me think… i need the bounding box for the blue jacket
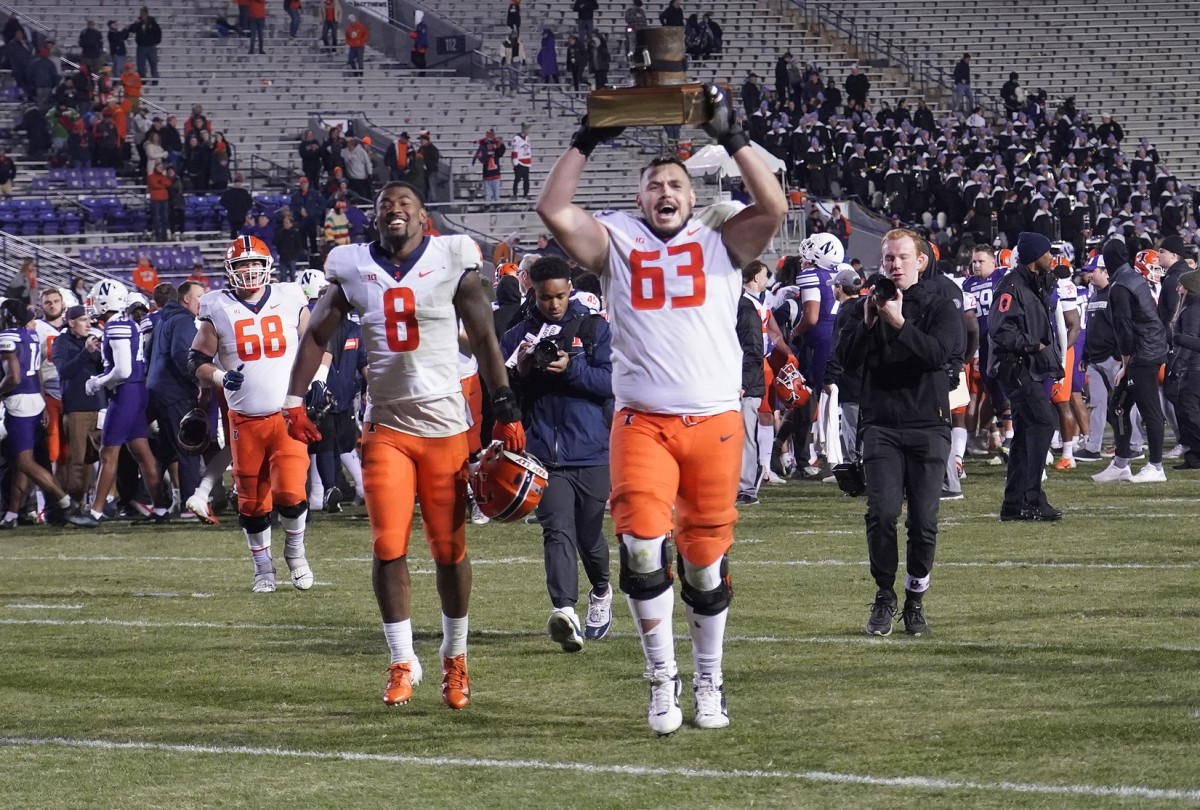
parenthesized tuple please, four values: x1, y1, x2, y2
(52, 330, 105, 413)
(500, 299, 613, 468)
(327, 317, 367, 412)
(146, 301, 199, 405)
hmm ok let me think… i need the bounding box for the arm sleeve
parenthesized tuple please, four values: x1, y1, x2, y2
(1107, 284, 1136, 357)
(564, 319, 613, 398)
(93, 337, 132, 387)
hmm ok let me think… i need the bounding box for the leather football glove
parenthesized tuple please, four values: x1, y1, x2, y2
(84, 376, 101, 396)
(283, 397, 323, 444)
(570, 116, 626, 158)
(701, 83, 749, 155)
(490, 385, 527, 453)
(221, 364, 246, 392)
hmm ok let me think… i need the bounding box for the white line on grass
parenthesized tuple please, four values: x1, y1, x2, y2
(3, 617, 1197, 653)
(4, 603, 83, 610)
(0, 736, 1195, 802)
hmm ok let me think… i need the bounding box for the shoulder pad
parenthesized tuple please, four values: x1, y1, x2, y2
(448, 235, 483, 271)
(694, 201, 746, 231)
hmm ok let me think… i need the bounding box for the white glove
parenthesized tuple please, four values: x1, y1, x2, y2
(85, 377, 100, 396)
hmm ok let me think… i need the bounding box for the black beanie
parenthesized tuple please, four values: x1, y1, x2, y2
(1101, 238, 1129, 271)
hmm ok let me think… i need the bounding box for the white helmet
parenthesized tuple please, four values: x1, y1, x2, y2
(125, 291, 150, 315)
(59, 287, 80, 308)
(800, 232, 845, 270)
(88, 278, 129, 317)
(298, 269, 328, 300)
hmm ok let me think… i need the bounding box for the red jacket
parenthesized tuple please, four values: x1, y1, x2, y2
(147, 171, 172, 201)
(248, 0, 267, 20)
(345, 22, 367, 47)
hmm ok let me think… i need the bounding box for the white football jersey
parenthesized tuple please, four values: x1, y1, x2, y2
(199, 283, 308, 417)
(324, 236, 482, 437)
(597, 204, 743, 415)
(33, 319, 61, 399)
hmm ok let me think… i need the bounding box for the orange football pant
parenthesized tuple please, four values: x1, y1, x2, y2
(609, 408, 742, 567)
(1050, 346, 1075, 404)
(44, 394, 63, 463)
(361, 423, 469, 564)
(460, 373, 484, 455)
(229, 410, 309, 517)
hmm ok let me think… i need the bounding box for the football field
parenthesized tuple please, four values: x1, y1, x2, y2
(1, 461, 1198, 808)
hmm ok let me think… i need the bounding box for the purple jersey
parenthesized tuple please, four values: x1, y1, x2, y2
(796, 266, 837, 332)
(0, 327, 42, 397)
(101, 316, 145, 386)
(962, 268, 1005, 329)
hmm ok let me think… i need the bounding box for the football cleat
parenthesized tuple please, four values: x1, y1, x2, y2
(645, 663, 683, 736)
(68, 511, 101, 528)
(441, 654, 471, 710)
(323, 486, 343, 514)
(286, 556, 314, 590)
(692, 673, 729, 729)
(383, 659, 423, 706)
(1055, 457, 1076, 471)
(585, 585, 613, 640)
(252, 572, 277, 594)
(547, 608, 584, 653)
(469, 499, 490, 525)
(184, 493, 220, 525)
(1092, 462, 1133, 483)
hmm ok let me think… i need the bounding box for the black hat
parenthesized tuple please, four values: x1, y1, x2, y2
(1160, 234, 1188, 256)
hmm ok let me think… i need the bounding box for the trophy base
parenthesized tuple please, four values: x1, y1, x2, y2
(587, 83, 710, 128)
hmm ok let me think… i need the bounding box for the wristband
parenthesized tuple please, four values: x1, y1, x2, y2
(283, 395, 304, 409)
(213, 370, 226, 387)
(491, 385, 522, 423)
(313, 364, 330, 384)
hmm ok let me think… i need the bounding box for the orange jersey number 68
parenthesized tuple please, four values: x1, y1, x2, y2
(234, 315, 287, 361)
(630, 243, 706, 311)
(383, 287, 420, 352)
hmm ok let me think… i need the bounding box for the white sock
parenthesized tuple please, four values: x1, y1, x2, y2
(685, 605, 727, 680)
(756, 423, 773, 473)
(245, 527, 274, 574)
(282, 512, 307, 559)
(627, 587, 676, 671)
(34, 489, 45, 514)
(3, 511, 16, 522)
(384, 619, 416, 665)
(951, 427, 968, 462)
(199, 445, 232, 495)
(440, 614, 469, 658)
(1063, 437, 1075, 461)
(307, 459, 323, 510)
(340, 450, 363, 498)
(57, 494, 71, 509)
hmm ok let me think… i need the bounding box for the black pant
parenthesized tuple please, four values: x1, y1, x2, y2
(1171, 368, 1200, 458)
(861, 425, 949, 593)
(513, 164, 529, 198)
(536, 465, 611, 609)
(1116, 362, 1165, 463)
(149, 395, 202, 504)
(1003, 375, 1055, 510)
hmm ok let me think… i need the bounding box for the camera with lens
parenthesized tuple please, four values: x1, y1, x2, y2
(872, 276, 898, 302)
(532, 338, 563, 369)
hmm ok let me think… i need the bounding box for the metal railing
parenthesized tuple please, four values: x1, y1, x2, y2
(0, 231, 107, 288)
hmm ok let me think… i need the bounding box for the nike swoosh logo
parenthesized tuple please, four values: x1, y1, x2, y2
(686, 226, 701, 236)
(268, 304, 279, 309)
(418, 269, 436, 278)
(719, 434, 735, 442)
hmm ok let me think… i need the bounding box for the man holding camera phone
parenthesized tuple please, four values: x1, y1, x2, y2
(834, 229, 964, 637)
(500, 255, 616, 653)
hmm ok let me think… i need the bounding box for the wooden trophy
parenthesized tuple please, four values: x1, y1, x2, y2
(586, 27, 711, 127)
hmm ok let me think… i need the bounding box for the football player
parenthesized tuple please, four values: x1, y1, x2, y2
(33, 287, 66, 486)
(187, 236, 315, 593)
(962, 245, 1011, 452)
(70, 280, 171, 527)
(1048, 257, 1083, 469)
(284, 181, 526, 711)
(536, 84, 787, 734)
(0, 299, 75, 528)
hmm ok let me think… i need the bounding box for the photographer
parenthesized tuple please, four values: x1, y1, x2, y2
(835, 229, 964, 637)
(988, 233, 1061, 521)
(500, 256, 615, 652)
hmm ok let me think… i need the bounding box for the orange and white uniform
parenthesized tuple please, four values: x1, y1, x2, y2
(323, 236, 482, 564)
(597, 203, 745, 566)
(199, 282, 310, 516)
(458, 348, 483, 456)
(1050, 277, 1078, 404)
(34, 319, 64, 463)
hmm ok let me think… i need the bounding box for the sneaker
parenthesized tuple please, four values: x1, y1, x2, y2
(865, 589, 896, 636)
(1164, 444, 1187, 459)
(735, 493, 760, 506)
(692, 672, 729, 729)
(323, 486, 343, 514)
(470, 500, 490, 525)
(0, 515, 16, 530)
(68, 511, 101, 528)
(966, 437, 991, 456)
(383, 659, 423, 706)
(939, 490, 963, 501)
(1074, 448, 1102, 462)
(645, 663, 683, 736)
(547, 608, 584, 652)
(131, 501, 153, 517)
(999, 503, 1027, 522)
(1130, 464, 1167, 483)
(902, 600, 929, 635)
(762, 470, 786, 485)
(955, 457, 965, 479)
(131, 511, 170, 525)
(285, 555, 314, 590)
(441, 654, 471, 710)
(585, 585, 613, 640)
(1092, 462, 1133, 483)
(252, 572, 277, 594)
(1024, 502, 1063, 522)
(185, 493, 220, 525)
(1054, 457, 1075, 471)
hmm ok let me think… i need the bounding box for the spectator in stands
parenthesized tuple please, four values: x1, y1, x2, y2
(275, 212, 305, 281)
(537, 29, 559, 84)
(165, 165, 185, 238)
(565, 34, 585, 91)
(119, 61, 142, 112)
(242, 211, 276, 250)
(501, 31, 525, 95)
(220, 173, 253, 238)
(107, 21, 130, 77)
(774, 52, 793, 105)
(53, 304, 104, 506)
(574, 0, 599, 41)
(511, 123, 533, 199)
(323, 198, 350, 245)
(209, 131, 234, 190)
(247, 0, 267, 54)
(143, 129, 166, 173)
(625, 0, 648, 31)
(0, 148, 15, 195)
(741, 71, 761, 116)
(79, 20, 105, 73)
(411, 11, 428, 74)
(320, 0, 341, 49)
(322, 125, 346, 178)
(418, 130, 439, 202)
(1000, 72, 1021, 117)
(829, 204, 851, 248)
(345, 15, 367, 77)
(183, 133, 209, 190)
(160, 114, 182, 163)
(184, 105, 211, 139)
(506, 0, 521, 35)
(473, 129, 505, 202)
(129, 7, 162, 81)
(342, 137, 373, 201)
(234, 0, 250, 34)
(291, 176, 324, 253)
(27, 46, 58, 111)
(284, 0, 302, 38)
(951, 53, 972, 114)
(146, 161, 172, 240)
(5, 259, 36, 303)
(1097, 112, 1123, 144)
(299, 129, 323, 185)
(703, 12, 722, 55)
(4, 30, 32, 99)
(659, 0, 683, 27)
(92, 108, 121, 169)
(384, 132, 414, 182)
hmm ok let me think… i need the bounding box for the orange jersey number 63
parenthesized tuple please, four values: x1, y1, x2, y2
(630, 243, 706, 311)
(234, 315, 287, 362)
(383, 287, 420, 352)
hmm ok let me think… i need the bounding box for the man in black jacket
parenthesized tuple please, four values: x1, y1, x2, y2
(1154, 234, 1190, 458)
(129, 6, 162, 81)
(1168, 270, 1200, 469)
(736, 261, 768, 506)
(835, 229, 963, 637)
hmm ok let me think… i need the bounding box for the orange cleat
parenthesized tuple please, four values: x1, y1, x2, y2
(441, 654, 470, 710)
(1054, 457, 1076, 471)
(382, 659, 422, 706)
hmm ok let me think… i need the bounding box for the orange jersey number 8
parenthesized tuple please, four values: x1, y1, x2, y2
(383, 287, 420, 352)
(630, 243, 706, 311)
(234, 315, 287, 362)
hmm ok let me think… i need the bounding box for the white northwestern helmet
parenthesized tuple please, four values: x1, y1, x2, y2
(298, 269, 328, 300)
(59, 287, 80, 308)
(801, 232, 845, 270)
(88, 278, 129, 317)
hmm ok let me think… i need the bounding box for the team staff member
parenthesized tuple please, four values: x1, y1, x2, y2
(735, 261, 768, 505)
(1093, 238, 1169, 482)
(1167, 270, 1200, 469)
(836, 229, 963, 637)
(500, 255, 615, 652)
(52, 305, 105, 507)
(988, 232, 1061, 522)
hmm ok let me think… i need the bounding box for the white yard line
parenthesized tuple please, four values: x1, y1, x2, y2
(3, 603, 83, 610)
(0, 736, 1195, 802)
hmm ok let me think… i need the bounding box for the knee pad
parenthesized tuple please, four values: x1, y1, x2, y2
(617, 534, 673, 600)
(679, 553, 732, 616)
(239, 512, 272, 533)
(276, 500, 307, 519)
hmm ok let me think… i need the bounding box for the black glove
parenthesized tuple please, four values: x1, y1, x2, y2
(222, 364, 245, 392)
(569, 116, 625, 158)
(701, 82, 749, 156)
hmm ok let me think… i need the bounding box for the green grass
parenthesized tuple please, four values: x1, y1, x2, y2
(1, 459, 1199, 808)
